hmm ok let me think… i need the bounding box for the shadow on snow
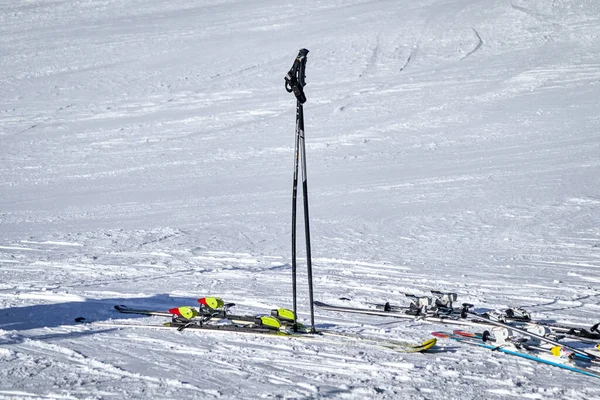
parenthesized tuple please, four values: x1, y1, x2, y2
(0, 294, 200, 343)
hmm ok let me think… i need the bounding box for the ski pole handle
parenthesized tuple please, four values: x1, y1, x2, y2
(285, 48, 309, 104)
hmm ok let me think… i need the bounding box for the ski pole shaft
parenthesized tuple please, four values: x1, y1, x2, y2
(299, 107, 316, 332)
(291, 110, 300, 332)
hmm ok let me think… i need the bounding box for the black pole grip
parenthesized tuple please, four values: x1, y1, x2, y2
(285, 49, 309, 104)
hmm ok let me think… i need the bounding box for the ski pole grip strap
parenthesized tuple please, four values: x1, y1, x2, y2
(291, 84, 307, 104)
(284, 48, 309, 104)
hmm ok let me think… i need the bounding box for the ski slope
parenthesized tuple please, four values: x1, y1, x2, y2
(1, 0, 600, 398)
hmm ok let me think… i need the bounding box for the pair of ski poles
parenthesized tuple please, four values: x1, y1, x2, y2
(284, 49, 316, 333)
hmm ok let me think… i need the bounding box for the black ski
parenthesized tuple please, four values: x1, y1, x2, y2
(113, 305, 285, 330)
(314, 300, 480, 327)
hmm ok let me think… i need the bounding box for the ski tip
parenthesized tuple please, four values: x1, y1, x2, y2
(406, 337, 437, 352)
(421, 338, 437, 347)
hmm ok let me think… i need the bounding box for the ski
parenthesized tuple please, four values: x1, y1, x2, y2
(463, 310, 600, 361)
(93, 320, 436, 353)
(114, 297, 233, 317)
(166, 319, 290, 334)
(372, 291, 461, 315)
(451, 329, 600, 364)
(472, 307, 600, 340)
(373, 301, 461, 317)
(114, 305, 199, 318)
(99, 320, 299, 335)
(375, 297, 600, 341)
(314, 300, 481, 327)
(114, 305, 287, 330)
(112, 302, 307, 335)
(433, 331, 600, 379)
(319, 332, 437, 353)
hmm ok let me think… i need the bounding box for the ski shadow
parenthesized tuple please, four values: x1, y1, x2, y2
(0, 294, 200, 344)
(427, 345, 460, 354)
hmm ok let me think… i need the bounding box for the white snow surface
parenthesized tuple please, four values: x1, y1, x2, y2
(1, 0, 600, 398)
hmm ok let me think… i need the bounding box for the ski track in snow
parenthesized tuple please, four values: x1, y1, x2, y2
(2, 0, 600, 398)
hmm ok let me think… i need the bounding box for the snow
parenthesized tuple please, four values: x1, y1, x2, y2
(1, 0, 600, 398)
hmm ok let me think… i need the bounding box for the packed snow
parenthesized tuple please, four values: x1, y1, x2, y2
(1, 0, 600, 398)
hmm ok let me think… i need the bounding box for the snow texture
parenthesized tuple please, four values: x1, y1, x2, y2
(1, 0, 600, 398)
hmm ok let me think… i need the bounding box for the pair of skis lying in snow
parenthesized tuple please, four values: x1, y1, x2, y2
(313, 292, 600, 379)
(99, 293, 600, 378)
(98, 297, 436, 354)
